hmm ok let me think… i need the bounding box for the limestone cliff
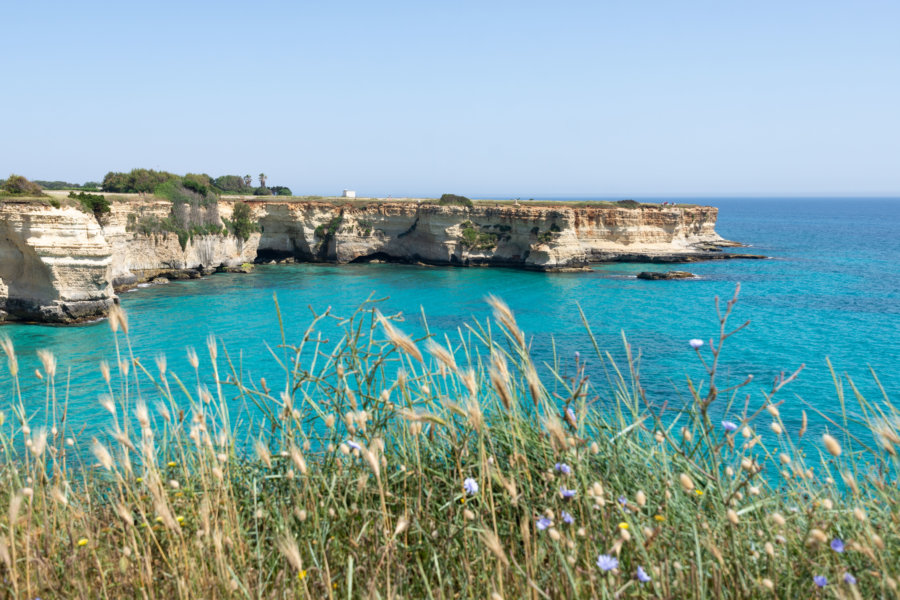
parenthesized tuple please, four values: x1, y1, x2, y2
(0, 195, 742, 323)
(102, 199, 258, 288)
(252, 200, 733, 270)
(0, 200, 114, 322)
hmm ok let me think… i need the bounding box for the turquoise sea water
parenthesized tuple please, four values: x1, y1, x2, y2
(1, 198, 898, 443)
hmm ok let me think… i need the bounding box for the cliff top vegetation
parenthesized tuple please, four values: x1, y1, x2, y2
(0, 174, 45, 197)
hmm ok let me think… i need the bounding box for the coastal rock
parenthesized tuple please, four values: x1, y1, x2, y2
(101, 198, 259, 288)
(220, 263, 254, 274)
(251, 200, 731, 271)
(0, 201, 114, 322)
(637, 270, 696, 280)
(3, 194, 751, 323)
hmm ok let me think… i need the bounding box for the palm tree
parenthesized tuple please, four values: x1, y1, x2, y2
(243, 175, 252, 187)
(259, 173, 267, 188)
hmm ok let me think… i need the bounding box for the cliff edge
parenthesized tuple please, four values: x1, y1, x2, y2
(0, 195, 745, 323)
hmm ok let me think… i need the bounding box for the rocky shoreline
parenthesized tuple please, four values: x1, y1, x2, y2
(0, 196, 761, 324)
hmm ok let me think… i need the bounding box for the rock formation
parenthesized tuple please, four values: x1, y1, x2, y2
(0, 195, 747, 323)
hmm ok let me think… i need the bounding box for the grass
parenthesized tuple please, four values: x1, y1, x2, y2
(0, 286, 897, 598)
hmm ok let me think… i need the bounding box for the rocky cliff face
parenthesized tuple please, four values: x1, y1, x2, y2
(0, 196, 732, 323)
(0, 200, 114, 322)
(102, 199, 258, 288)
(252, 200, 729, 270)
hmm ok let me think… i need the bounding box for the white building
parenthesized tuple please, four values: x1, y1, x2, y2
(342, 189, 356, 199)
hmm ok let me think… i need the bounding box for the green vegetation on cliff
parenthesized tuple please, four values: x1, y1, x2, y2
(68, 190, 111, 222)
(0, 174, 44, 197)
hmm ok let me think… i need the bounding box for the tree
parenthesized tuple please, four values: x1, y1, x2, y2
(230, 201, 256, 241)
(244, 175, 252, 187)
(214, 175, 249, 193)
(258, 173, 267, 188)
(1, 174, 44, 196)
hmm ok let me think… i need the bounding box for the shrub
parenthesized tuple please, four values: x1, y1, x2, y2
(253, 186, 273, 196)
(101, 168, 178, 193)
(228, 201, 256, 242)
(616, 199, 641, 208)
(68, 191, 111, 221)
(459, 220, 499, 251)
(438, 193, 474, 208)
(1, 174, 44, 196)
(213, 175, 251, 194)
(269, 186, 292, 196)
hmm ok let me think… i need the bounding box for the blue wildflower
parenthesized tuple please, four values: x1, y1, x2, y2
(560, 486, 576, 499)
(555, 462, 572, 475)
(536, 517, 553, 531)
(463, 478, 479, 495)
(596, 554, 618, 571)
(843, 573, 856, 585)
(561, 511, 574, 524)
(721, 420, 738, 433)
(689, 339, 703, 349)
(636, 566, 651, 583)
(565, 407, 576, 423)
(830, 538, 845, 553)
(814, 575, 827, 588)
(345, 440, 361, 451)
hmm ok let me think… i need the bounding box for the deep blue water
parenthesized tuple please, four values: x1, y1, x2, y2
(1, 198, 898, 443)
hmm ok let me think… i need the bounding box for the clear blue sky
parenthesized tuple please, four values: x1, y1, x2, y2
(2, 0, 898, 197)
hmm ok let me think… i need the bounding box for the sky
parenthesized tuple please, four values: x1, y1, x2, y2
(2, 0, 899, 197)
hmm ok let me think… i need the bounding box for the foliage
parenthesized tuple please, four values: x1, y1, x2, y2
(268, 186, 292, 196)
(0, 291, 896, 598)
(101, 168, 179, 193)
(225, 201, 257, 242)
(213, 175, 251, 194)
(616, 199, 642, 208)
(438, 193, 474, 208)
(459, 220, 500, 251)
(68, 191, 111, 221)
(314, 215, 343, 239)
(253, 186, 273, 196)
(1, 174, 44, 196)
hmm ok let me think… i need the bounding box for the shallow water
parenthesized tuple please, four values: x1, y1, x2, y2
(1, 198, 898, 443)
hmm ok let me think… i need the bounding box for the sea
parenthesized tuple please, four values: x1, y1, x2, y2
(1, 197, 898, 445)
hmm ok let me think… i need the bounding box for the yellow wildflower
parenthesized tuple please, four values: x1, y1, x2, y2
(167, 461, 177, 467)
(298, 570, 307, 581)
(695, 489, 704, 496)
(77, 538, 89, 547)
(654, 515, 665, 522)
(618, 522, 629, 530)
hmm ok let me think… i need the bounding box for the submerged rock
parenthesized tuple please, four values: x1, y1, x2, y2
(637, 270, 696, 280)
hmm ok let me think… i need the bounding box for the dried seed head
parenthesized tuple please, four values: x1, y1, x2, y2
(92, 439, 114, 471)
(181, 349, 198, 373)
(822, 434, 842, 457)
(770, 422, 783, 435)
(276, 536, 303, 572)
(726, 509, 740, 524)
(376, 311, 423, 363)
(37, 349, 57, 379)
(679, 473, 695, 492)
(0, 336, 18, 377)
(771, 512, 786, 526)
(155, 353, 167, 376)
(636, 490, 647, 507)
(254, 440, 272, 468)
